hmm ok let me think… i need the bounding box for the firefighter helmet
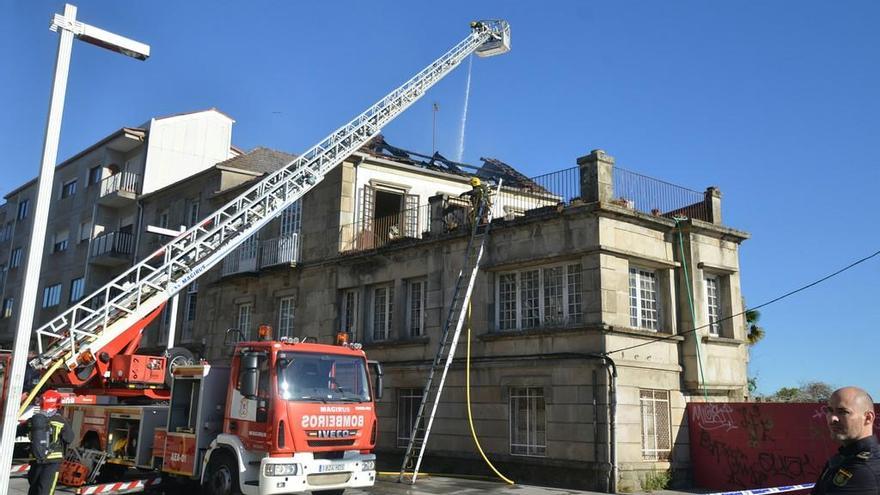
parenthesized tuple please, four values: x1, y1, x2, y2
(470, 177, 481, 187)
(41, 390, 62, 411)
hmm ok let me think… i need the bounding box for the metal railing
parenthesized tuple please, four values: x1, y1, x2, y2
(90, 231, 133, 258)
(341, 205, 432, 252)
(221, 237, 259, 276)
(99, 171, 141, 198)
(260, 234, 300, 267)
(612, 166, 710, 221)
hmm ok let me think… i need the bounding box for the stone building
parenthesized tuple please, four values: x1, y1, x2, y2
(181, 136, 750, 491)
(0, 108, 239, 345)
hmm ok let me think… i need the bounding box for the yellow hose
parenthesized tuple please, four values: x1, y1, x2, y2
(18, 359, 64, 418)
(465, 303, 514, 485)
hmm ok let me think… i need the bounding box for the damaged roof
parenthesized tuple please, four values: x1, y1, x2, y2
(360, 135, 547, 193)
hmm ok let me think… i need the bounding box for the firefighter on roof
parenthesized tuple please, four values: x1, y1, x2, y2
(22, 390, 73, 495)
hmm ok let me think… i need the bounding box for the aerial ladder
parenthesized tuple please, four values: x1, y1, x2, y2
(24, 20, 511, 405)
(399, 181, 501, 484)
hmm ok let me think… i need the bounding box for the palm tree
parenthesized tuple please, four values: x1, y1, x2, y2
(745, 308, 765, 345)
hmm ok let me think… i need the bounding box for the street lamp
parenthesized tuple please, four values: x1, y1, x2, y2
(0, 5, 149, 493)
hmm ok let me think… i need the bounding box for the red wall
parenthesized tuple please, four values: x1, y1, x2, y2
(687, 402, 880, 490)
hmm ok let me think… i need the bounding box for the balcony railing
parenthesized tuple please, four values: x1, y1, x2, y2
(90, 231, 133, 264)
(221, 237, 260, 276)
(260, 234, 301, 268)
(612, 166, 710, 221)
(340, 204, 432, 253)
(99, 171, 141, 203)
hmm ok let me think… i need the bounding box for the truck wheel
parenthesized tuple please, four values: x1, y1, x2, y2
(202, 452, 241, 495)
(165, 347, 195, 387)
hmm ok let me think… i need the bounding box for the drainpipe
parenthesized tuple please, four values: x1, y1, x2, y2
(603, 354, 618, 494)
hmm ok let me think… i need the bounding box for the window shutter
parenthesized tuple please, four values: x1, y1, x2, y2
(404, 194, 419, 237)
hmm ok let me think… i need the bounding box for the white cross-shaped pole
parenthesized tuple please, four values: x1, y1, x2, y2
(0, 6, 149, 493)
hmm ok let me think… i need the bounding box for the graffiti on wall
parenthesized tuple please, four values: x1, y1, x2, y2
(687, 402, 880, 491)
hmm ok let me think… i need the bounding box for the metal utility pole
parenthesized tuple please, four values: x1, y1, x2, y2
(432, 102, 439, 155)
(0, 5, 148, 493)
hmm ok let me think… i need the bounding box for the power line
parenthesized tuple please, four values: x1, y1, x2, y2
(605, 248, 880, 355)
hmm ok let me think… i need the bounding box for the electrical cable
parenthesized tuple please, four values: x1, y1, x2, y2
(606, 247, 880, 356)
(465, 302, 515, 485)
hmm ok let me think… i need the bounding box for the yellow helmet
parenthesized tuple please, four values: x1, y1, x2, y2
(470, 177, 481, 187)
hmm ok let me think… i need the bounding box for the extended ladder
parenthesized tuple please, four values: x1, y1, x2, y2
(399, 181, 502, 484)
(30, 21, 511, 377)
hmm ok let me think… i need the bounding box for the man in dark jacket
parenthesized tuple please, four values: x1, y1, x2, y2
(812, 386, 880, 494)
(23, 390, 73, 495)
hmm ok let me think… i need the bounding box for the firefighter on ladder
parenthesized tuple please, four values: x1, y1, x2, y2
(21, 390, 73, 495)
(461, 176, 492, 226)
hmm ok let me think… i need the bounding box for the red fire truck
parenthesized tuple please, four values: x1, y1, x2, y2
(56, 329, 382, 495)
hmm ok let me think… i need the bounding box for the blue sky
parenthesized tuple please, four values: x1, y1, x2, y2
(2, 1, 878, 399)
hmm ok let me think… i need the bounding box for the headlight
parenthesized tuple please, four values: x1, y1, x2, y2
(361, 460, 375, 471)
(265, 463, 299, 476)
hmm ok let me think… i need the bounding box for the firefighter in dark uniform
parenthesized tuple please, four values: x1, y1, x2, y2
(23, 390, 73, 495)
(812, 386, 880, 494)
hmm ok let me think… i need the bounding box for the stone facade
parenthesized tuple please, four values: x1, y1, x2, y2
(181, 147, 750, 491)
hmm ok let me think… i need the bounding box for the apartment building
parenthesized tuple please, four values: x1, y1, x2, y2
(181, 135, 750, 491)
(0, 108, 238, 345)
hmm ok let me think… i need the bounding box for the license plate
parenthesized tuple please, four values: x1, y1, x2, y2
(319, 463, 345, 473)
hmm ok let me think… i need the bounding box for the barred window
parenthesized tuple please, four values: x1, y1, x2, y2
(640, 389, 671, 460)
(496, 263, 583, 331)
(396, 388, 425, 448)
(509, 387, 546, 456)
(629, 267, 659, 330)
(69, 277, 85, 303)
(705, 275, 721, 336)
(42, 283, 62, 308)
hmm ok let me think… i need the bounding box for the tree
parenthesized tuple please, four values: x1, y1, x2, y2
(767, 381, 834, 402)
(745, 308, 765, 345)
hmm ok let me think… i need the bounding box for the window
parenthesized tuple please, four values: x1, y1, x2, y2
(341, 289, 360, 337)
(187, 200, 200, 227)
(88, 166, 102, 185)
(237, 302, 253, 340)
(705, 275, 721, 336)
(10, 247, 22, 268)
(2, 298, 13, 318)
(629, 267, 659, 330)
(16, 199, 29, 220)
(157, 209, 169, 229)
(52, 230, 69, 253)
(496, 263, 583, 331)
(278, 296, 294, 338)
(69, 277, 84, 303)
(397, 388, 425, 448)
(407, 279, 427, 337)
(61, 180, 77, 199)
(371, 285, 394, 341)
(42, 283, 62, 308)
(183, 282, 198, 341)
(281, 200, 302, 237)
(640, 389, 671, 460)
(0, 223, 11, 243)
(79, 221, 92, 243)
(509, 386, 546, 456)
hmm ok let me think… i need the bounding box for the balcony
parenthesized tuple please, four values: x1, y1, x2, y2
(98, 172, 141, 207)
(90, 231, 133, 266)
(260, 234, 300, 268)
(221, 238, 259, 276)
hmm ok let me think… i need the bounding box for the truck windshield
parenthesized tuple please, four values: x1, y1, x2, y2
(276, 352, 371, 403)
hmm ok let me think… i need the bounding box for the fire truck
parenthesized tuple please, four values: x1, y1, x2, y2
(62, 329, 382, 495)
(13, 19, 510, 495)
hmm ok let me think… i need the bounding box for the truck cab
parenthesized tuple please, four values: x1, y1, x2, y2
(200, 335, 381, 495)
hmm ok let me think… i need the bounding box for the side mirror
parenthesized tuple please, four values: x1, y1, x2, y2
(368, 360, 383, 401)
(239, 368, 259, 399)
(239, 352, 261, 399)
